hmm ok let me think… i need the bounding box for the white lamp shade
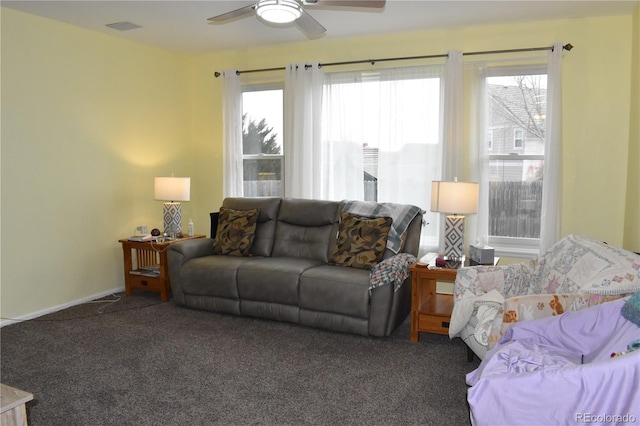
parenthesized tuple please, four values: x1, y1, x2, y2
(154, 177, 191, 202)
(256, 0, 301, 23)
(431, 180, 479, 215)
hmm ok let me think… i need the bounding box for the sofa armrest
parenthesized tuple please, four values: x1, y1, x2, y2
(169, 238, 215, 263)
(167, 238, 214, 304)
(368, 252, 417, 336)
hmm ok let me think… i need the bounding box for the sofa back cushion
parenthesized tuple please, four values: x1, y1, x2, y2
(272, 198, 340, 262)
(222, 197, 281, 257)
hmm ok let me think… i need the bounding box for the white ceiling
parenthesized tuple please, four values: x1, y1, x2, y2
(3, 0, 638, 55)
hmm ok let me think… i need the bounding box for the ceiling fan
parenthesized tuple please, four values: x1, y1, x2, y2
(207, 0, 386, 37)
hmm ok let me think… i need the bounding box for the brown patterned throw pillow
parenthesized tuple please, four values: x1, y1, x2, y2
(213, 207, 260, 256)
(329, 212, 393, 270)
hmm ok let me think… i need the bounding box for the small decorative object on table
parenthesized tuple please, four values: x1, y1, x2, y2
(469, 244, 495, 265)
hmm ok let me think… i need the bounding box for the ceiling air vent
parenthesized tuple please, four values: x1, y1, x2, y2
(105, 22, 142, 31)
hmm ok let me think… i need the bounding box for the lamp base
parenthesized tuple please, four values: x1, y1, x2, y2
(163, 202, 182, 238)
(444, 215, 465, 261)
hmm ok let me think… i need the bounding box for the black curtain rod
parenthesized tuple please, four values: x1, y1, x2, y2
(213, 43, 573, 77)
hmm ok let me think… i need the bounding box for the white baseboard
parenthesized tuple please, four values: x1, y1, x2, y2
(0, 286, 125, 328)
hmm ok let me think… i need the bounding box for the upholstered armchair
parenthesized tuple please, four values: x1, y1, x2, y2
(449, 235, 640, 360)
(466, 296, 640, 426)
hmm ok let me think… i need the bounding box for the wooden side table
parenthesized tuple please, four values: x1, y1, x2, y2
(411, 255, 498, 361)
(410, 263, 457, 343)
(119, 234, 206, 302)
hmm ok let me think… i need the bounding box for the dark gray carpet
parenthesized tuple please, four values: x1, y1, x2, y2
(1, 292, 480, 426)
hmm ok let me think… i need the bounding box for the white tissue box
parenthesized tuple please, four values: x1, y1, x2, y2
(469, 244, 495, 265)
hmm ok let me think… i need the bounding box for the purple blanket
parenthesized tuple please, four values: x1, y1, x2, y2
(466, 298, 640, 426)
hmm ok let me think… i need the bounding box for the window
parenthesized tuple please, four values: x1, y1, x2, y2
(239, 66, 443, 252)
(486, 68, 547, 254)
(321, 66, 443, 250)
(513, 129, 524, 149)
(241, 86, 284, 197)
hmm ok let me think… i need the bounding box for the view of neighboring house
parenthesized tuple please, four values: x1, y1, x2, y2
(488, 78, 546, 182)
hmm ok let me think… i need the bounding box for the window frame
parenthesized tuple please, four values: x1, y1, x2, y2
(241, 82, 285, 197)
(485, 65, 547, 257)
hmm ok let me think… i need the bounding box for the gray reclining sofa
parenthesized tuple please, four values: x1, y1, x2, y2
(168, 197, 422, 337)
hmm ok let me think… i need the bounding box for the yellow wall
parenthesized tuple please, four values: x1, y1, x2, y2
(1, 8, 193, 320)
(624, 4, 640, 251)
(2, 6, 638, 321)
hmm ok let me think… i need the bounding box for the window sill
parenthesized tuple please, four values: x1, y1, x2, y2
(488, 237, 539, 259)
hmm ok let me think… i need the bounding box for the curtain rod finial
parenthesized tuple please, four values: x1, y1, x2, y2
(563, 43, 574, 51)
(214, 71, 221, 78)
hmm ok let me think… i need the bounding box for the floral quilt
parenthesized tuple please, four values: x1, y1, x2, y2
(452, 234, 640, 351)
(487, 293, 624, 349)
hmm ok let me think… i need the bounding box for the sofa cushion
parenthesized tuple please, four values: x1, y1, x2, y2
(329, 212, 392, 270)
(299, 265, 371, 318)
(272, 198, 340, 261)
(237, 257, 324, 305)
(213, 207, 259, 256)
(181, 255, 258, 298)
(222, 197, 281, 257)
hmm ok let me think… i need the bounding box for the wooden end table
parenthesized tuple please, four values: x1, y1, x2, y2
(119, 234, 206, 302)
(410, 261, 458, 343)
(410, 255, 497, 361)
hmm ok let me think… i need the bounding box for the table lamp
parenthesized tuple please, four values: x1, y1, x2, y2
(431, 178, 479, 261)
(154, 176, 190, 238)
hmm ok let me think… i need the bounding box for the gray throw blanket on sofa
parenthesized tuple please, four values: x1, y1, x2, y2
(342, 200, 423, 254)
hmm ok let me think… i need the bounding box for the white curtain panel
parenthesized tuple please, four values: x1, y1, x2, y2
(283, 63, 323, 198)
(321, 71, 367, 201)
(467, 64, 490, 245)
(442, 50, 464, 181)
(540, 42, 564, 252)
(221, 69, 244, 198)
(375, 66, 443, 207)
(437, 50, 464, 252)
(322, 65, 443, 249)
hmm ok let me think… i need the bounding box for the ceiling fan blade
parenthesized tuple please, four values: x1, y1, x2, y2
(304, 0, 385, 8)
(207, 3, 256, 23)
(296, 10, 326, 36)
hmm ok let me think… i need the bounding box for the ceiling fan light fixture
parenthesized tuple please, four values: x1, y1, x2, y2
(255, 0, 302, 24)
